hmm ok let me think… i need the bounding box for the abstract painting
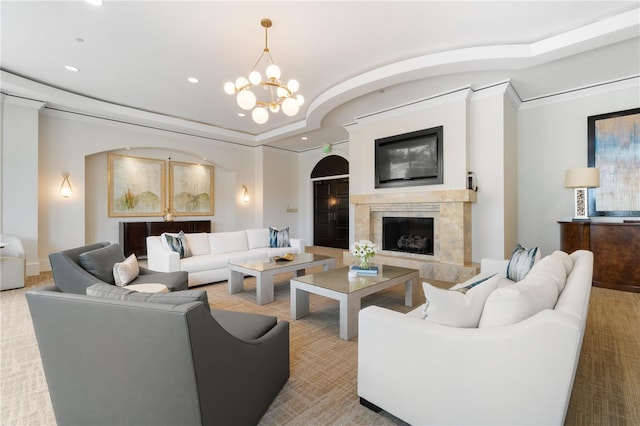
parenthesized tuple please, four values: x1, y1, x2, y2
(588, 108, 640, 217)
(169, 161, 214, 215)
(108, 154, 165, 217)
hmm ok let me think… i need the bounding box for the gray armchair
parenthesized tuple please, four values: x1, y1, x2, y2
(26, 285, 290, 426)
(49, 242, 188, 293)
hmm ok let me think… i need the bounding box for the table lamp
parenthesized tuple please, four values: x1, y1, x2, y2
(564, 167, 600, 221)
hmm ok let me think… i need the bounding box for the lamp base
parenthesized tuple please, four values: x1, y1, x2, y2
(573, 187, 590, 221)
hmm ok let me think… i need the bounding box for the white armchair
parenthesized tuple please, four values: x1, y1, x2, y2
(1, 233, 26, 290)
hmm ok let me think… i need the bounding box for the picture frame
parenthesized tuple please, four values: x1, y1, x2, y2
(169, 161, 214, 216)
(108, 154, 165, 217)
(588, 107, 640, 217)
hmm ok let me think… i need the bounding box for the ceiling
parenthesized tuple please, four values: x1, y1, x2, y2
(1, 1, 639, 152)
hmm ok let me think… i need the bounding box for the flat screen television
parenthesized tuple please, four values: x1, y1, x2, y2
(375, 126, 443, 188)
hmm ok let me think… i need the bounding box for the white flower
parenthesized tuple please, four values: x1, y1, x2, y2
(350, 240, 379, 260)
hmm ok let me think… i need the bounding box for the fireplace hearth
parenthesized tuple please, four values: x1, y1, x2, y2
(383, 217, 434, 255)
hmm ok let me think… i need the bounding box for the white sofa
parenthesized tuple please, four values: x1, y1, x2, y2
(358, 249, 594, 425)
(146, 229, 304, 287)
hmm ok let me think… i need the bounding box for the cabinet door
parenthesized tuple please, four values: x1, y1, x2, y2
(119, 222, 148, 257)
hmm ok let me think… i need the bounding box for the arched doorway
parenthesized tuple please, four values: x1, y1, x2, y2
(311, 155, 349, 249)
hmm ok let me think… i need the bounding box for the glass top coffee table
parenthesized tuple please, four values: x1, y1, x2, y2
(290, 265, 420, 340)
(228, 253, 336, 305)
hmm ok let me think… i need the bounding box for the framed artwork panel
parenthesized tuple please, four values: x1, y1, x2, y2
(169, 161, 214, 216)
(108, 154, 165, 217)
(588, 107, 640, 217)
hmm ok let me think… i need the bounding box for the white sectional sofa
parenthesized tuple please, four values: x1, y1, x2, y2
(146, 229, 304, 287)
(358, 249, 594, 425)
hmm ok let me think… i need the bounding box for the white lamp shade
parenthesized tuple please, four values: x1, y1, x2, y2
(237, 90, 257, 110)
(224, 81, 236, 95)
(235, 77, 248, 89)
(287, 79, 299, 93)
(269, 104, 280, 113)
(565, 168, 600, 188)
(248, 71, 262, 85)
(276, 86, 288, 98)
(265, 64, 281, 80)
(252, 107, 269, 124)
(296, 94, 304, 105)
(282, 97, 299, 116)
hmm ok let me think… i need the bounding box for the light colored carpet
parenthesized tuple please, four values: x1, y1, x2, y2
(1, 247, 639, 425)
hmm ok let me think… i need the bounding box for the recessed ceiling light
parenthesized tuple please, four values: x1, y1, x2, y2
(301, 137, 308, 140)
(65, 65, 80, 72)
(85, 0, 103, 6)
(187, 77, 199, 84)
(237, 113, 246, 117)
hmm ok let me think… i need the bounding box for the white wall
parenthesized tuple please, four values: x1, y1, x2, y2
(1, 96, 43, 275)
(261, 147, 300, 237)
(348, 88, 471, 198)
(36, 110, 261, 270)
(518, 78, 640, 257)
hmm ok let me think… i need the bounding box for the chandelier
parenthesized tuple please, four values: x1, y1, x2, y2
(224, 18, 304, 124)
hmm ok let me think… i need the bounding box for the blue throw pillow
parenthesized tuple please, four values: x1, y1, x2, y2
(506, 244, 539, 281)
(163, 231, 191, 259)
(269, 227, 290, 248)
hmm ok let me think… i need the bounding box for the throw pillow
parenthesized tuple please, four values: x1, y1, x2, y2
(478, 268, 559, 328)
(78, 243, 126, 285)
(113, 254, 139, 287)
(162, 231, 191, 259)
(269, 227, 290, 248)
(421, 274, 500, 328)
(86, 283, 209, 306)
(506, 244, 540, 282)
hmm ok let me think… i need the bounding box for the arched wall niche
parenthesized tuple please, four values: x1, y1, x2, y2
(84, 147, 236, 245)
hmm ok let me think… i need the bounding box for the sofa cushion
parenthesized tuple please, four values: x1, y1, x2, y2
(269, 227, 290, 248)
(211, 309, 277, 340)
(246, 228, 270, 250)
(86, 283, 208, 305)
(209, 231, 249, 255)
(185, 233, 210, 256)
(78, 243, 126, 285)
(479, 256, 562, 327)
(162, 231, 191, 258)
(421, 274, 500, 328)
(550, 250, 573, 276)
(506, 244, 540, 281)
(113, 254, 139, 287)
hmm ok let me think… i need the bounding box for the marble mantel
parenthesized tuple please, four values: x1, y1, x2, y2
(348, 189, 479, 282)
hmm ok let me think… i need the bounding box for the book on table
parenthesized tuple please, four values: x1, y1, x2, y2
(350, 265, 379, 275)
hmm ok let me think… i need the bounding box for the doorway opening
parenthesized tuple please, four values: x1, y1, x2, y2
(312, 155, 349, 249)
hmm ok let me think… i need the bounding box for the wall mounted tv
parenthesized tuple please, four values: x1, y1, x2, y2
(375, 126, 443, 188)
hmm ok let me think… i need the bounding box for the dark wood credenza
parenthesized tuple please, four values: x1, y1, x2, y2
(119, 220, 211, 258)
(558, 220, 640, 293)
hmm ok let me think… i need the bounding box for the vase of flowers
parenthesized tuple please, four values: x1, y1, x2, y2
(350, 240, 379, 270)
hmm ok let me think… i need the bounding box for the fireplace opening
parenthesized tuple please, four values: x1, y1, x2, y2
(382, 217, 434, 255)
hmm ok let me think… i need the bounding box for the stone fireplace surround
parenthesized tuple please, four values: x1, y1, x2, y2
(345, 190, 479, 282)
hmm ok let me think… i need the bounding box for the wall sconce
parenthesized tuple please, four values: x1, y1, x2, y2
(242, 185, 250, 203)
(60, 172, 72, 198)
(564, 167, 600, 221)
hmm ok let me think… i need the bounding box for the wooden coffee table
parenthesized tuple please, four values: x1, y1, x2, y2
(228, 253, 336, 305)
(290, 265, 420, 340)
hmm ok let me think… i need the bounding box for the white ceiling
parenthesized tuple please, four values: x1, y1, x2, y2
(1, 1, 639, 152)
